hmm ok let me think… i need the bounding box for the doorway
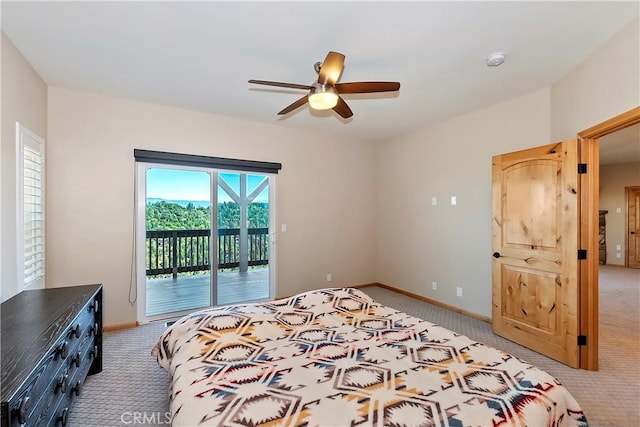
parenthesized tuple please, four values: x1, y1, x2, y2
(135, 157, 278, 323)
(578, 106, 640, 370)
(599, 122, 640, 268)
(626, 186, 640, 268)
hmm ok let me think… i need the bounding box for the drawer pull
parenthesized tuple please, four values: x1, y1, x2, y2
(70, 352, 82, 368)
(89, 345, 99, 360)
(68, 324, 81, 339)
(56, 341, 68, 360)
(55, 374, 68, 394)
(89, 322, 100, 336)
(88, 300, 99, 313)
(71, 381, 82, 397)
(57, 407, 69, 426)
(17, 396, 31, 424)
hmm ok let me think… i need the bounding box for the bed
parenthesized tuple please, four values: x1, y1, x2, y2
(153, 287, 588, 426)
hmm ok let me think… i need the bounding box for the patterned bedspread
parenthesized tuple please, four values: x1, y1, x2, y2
(153, 288, 588, 426)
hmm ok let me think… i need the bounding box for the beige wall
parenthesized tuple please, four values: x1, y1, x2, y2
(47, 87, 377, 326)
(375, 15, 638, 318)
(376, 89, 552, 317)
(551, 17, 639, 140)
(600, 162, 640, 266)
(1, 32, 48, 301)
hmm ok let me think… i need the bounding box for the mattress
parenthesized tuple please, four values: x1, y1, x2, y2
(153, 287, 587, 426)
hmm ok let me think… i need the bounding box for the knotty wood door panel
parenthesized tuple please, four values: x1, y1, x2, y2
(492, 140, 580, 368)
(627, 186, 640, 268)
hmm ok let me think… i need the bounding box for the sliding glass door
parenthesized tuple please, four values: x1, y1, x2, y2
(136, 163, 275, 322)
(143, 167, 212, 317)
(216, 172, 271, 305)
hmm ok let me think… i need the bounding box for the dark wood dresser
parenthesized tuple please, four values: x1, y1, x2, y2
(1, 284, 103, 427)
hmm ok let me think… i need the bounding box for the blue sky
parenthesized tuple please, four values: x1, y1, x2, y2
(146, 169, 268, 203)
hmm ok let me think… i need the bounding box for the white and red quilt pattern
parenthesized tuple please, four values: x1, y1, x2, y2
(153, 287, 588, 427)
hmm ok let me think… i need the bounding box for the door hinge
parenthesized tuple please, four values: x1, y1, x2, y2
(578, 249, 587, 260)
(578, 335, 587, 346)
(578, 163, 587, 174)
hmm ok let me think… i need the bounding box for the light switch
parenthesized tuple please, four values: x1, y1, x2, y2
(616, 207, 622, 214)
(281, 224, 287, 232)
(451, 196, 457, 205)
(616, 244, 622, 251)
(431, 197, 437, 206)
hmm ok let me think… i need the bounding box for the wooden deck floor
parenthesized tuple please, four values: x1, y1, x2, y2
(146, 268, 269, 317)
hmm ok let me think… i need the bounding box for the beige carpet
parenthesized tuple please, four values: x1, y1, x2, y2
(69, 265, 639, 426)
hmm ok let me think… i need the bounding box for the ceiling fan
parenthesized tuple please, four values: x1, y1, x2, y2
(248, 51, 400, 119)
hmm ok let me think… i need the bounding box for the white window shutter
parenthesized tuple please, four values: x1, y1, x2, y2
(17, 123, 45, 290)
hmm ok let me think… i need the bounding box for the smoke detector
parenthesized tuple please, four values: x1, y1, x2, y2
(486, 52, 506, 67)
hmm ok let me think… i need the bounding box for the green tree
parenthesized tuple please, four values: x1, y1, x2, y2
(146, 201, 210, 230)
(146, 200, 269, 230)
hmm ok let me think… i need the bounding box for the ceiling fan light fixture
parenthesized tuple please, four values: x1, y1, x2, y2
(308, 84, 338, 110)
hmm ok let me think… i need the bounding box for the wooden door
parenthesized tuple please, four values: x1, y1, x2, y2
(492, 140, 580, 368)
(627, 186, 640, 268)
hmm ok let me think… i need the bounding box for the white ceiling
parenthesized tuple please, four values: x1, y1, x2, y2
(2, 1, 638, 157)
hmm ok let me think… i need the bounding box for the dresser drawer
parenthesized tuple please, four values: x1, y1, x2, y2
(26, 310, 100, 426)
(63, 341, 98, 406)
(5, 333, 71, 426)
(28, 339, 99, 427)
(23, 366, 70, 427)
(46, 339, 98, 427)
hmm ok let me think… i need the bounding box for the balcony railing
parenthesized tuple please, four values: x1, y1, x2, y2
(146, 228, 269, 278)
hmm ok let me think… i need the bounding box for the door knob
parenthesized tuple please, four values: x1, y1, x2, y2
(631, 231, 636, 235)
(492, 252, 501, 258)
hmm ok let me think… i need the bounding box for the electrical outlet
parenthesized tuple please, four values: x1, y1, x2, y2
(432, 281, 437, 290)
(456, 287, 463, 297)
(326, 274, 332, 282)
(616, 253, 622, 259)
(616, 244, 622, 251)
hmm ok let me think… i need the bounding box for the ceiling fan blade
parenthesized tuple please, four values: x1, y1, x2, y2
(249, 79, 312, 90)
(317, 51, 345, 86)
(277, 95, 309, 115)
(332, 96, 353, 119)
(335, 81, 401, 94)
